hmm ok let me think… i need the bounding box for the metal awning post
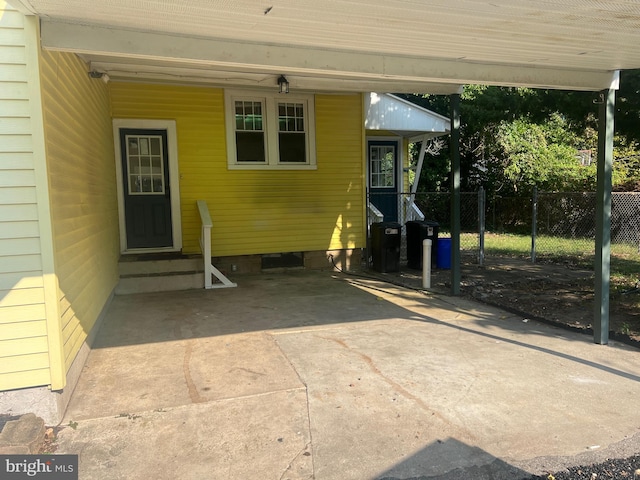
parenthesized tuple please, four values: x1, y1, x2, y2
(450, 93, 461, 295)
(594, 88, 615, 344)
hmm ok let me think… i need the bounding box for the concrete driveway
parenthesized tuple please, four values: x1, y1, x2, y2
(56, 270, 640, 479)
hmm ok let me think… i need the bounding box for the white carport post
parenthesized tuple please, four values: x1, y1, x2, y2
(594, 87, 615, 345)
(450, 94, 461, 295)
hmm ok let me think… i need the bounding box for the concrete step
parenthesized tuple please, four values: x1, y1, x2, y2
(118, 256, 202, 276)
(116, 254, 205, 294)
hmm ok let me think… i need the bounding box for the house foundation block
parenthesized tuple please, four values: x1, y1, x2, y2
(212, 249, 363, 275)
(304, 249, 363, 271)
(211, 248, 362, 277)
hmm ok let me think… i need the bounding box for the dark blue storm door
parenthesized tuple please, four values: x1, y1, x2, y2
(120, 128, 173, 249)
(368, 140, 399, 222)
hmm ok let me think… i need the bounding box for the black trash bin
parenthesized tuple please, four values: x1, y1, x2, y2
(406, 220, 439, 269)
(371, 222, 401, 273)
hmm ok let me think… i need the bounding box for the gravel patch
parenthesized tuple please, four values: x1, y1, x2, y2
(522, 454, 640, 479)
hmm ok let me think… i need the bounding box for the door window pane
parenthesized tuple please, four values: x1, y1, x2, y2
(126, 134, 165, 194)
(370, 145, 395, 188)
(150, 137, 161, 155)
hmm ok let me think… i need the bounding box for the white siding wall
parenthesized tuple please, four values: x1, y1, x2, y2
(0, 4, 51, 390)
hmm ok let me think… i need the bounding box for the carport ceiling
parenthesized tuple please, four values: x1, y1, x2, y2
(11, 0, 640, 92)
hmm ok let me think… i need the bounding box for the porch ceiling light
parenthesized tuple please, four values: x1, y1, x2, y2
(277, 75, 289, 94)
(88, 70, 110, 83)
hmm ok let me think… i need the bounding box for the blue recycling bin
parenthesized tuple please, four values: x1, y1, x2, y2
(436, 237, 452, 269)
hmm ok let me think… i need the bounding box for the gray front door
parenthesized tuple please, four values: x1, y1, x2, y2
(120, 128, 173, 249)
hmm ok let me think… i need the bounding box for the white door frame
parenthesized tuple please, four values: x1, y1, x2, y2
(113, 119, 182, 253)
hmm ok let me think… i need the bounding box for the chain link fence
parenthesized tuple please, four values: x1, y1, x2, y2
(368, 190, 640, 264)
(413, 192, 481, 255)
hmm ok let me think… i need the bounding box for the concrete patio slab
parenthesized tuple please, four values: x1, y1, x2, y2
(55, 271, 640, 479)
(58, 389, 312, 480)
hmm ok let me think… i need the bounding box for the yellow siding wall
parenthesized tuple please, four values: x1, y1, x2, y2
(0, 4, 51, 390)
(39, 50, 119, 371)
(109, 83, 365, 256)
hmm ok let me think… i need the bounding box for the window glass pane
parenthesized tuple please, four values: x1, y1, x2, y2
(128, 159, 140, 175)
(130, 175, 141, 192)
(140, 138, 149, 155)
(140, 157, 151, 174)
(141, 176, 152, 192)
(236, 131, 266, 162)
(279, 132, 306, 163)
(153, 176, 164, 193)
(150, 138, 161, 155)
(128, 138, 139, 155)
(235, 101, 264, 132)
(278, 102, 304, 132)
(151, 157, 162, 174)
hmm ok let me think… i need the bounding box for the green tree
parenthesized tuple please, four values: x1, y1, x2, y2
(402, 75, 640, 194)
(488, 115, 595, 194)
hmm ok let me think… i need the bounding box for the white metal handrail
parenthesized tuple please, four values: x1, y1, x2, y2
(404, 196, 425, 222)
(368, 202, 384, 227)
(197, 200, 237, 289)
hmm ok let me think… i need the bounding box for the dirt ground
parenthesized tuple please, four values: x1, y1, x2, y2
(386, 255, 640, 345)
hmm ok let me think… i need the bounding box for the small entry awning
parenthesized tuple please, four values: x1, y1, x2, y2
(365, 93, 450, 142)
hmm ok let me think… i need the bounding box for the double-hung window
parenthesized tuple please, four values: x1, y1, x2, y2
(225, 90, 316, 169)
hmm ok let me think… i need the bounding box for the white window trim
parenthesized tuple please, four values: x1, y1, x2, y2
(225, 89, 317, 170)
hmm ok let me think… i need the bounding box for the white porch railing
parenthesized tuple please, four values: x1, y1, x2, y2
(197, 200, 237, 289)
(404, 196, 425, 222)
(369, 195, 425, 226)
(368, 202, 384, 228)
